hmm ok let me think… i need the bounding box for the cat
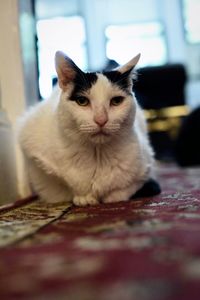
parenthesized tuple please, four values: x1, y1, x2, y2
(18, 51, 160, 207)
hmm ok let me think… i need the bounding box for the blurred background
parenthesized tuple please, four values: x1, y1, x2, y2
(0, 0, 200, 203)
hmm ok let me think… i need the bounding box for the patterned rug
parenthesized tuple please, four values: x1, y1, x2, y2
(0, 163, 200, 300)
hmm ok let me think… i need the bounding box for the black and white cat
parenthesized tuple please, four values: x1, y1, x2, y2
(18, 51, 159, 206)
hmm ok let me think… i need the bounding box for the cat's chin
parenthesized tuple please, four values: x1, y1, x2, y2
(90, 132, 111, 144)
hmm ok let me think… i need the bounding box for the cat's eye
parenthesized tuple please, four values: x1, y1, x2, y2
(110, 96, 124, 106)
(75, 96, 90, 106)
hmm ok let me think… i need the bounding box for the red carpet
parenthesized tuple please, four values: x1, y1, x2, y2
(0, 163, 200, 300)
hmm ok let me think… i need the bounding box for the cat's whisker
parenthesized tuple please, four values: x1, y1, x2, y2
(79, 123, 121, 135)
(80, 124, 94, 129)
(79, 126, 98, 134)
(107, 124, 120, 129)
(80, 125, 96, 130)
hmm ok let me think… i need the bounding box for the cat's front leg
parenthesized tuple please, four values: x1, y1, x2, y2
(73, 194, 99, 207)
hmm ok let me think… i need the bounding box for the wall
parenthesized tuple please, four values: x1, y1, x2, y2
(0, 110, 18, 204)
(0, 0, 38, 201)
(0, 0, 26, 127)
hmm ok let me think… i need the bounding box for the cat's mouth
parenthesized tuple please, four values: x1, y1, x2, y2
(91, 130, 110, 137)
(90, 130, 111, 144)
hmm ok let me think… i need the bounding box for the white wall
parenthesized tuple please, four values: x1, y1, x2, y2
(36, 0, 79, 19)
(157, 0, 200, 108)
(157, 0, 186, 63)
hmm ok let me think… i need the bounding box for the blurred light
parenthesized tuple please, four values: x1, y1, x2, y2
(105, 22, 167, 67)
(183, 0, 200, 43)
(37, 16, 87, 99)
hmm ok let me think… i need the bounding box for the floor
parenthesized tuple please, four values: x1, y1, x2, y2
(0, 163, 200, 300)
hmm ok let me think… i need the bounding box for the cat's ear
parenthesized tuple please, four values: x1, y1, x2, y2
(117, 53, 140, 74)
(55, 51, 82, 90)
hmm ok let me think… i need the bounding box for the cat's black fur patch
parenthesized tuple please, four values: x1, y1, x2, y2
(70, 69, 133, 100)
(70, 72, 98, 101)
(103, 70, 132, 94)
(131, 178, 161, 199)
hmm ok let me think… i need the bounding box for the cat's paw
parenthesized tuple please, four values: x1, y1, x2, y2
(73, 195, 99, 207)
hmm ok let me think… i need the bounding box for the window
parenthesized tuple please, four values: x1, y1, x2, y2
(105, 22, 167, 67)
(182, 0, 200, 44)
(36, 16, 87, 99)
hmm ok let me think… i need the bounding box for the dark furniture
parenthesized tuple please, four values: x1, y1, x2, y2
(133, 64, 189, 160)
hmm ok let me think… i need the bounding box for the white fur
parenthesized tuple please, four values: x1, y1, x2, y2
(18, 56, 155, 207)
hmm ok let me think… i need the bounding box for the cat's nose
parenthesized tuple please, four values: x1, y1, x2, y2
(94, 115, 108, 127)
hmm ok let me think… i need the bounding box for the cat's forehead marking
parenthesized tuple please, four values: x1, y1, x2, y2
(69, 69, 130, 102)
(103, 70, 131, 93)
(89, 73, 114, 101)
(95, 73, 112, 90)
(70, 72, 98, 100)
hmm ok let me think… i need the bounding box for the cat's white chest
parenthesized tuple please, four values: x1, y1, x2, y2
(91, 153, 135, 197)
(55, 148, 95, 194)
(91, 161, 119, 198)
(58, 144, 144, 200)
(56, 148, 103, 195)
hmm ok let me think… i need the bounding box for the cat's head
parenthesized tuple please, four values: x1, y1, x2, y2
(55, 51, 140, 144)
